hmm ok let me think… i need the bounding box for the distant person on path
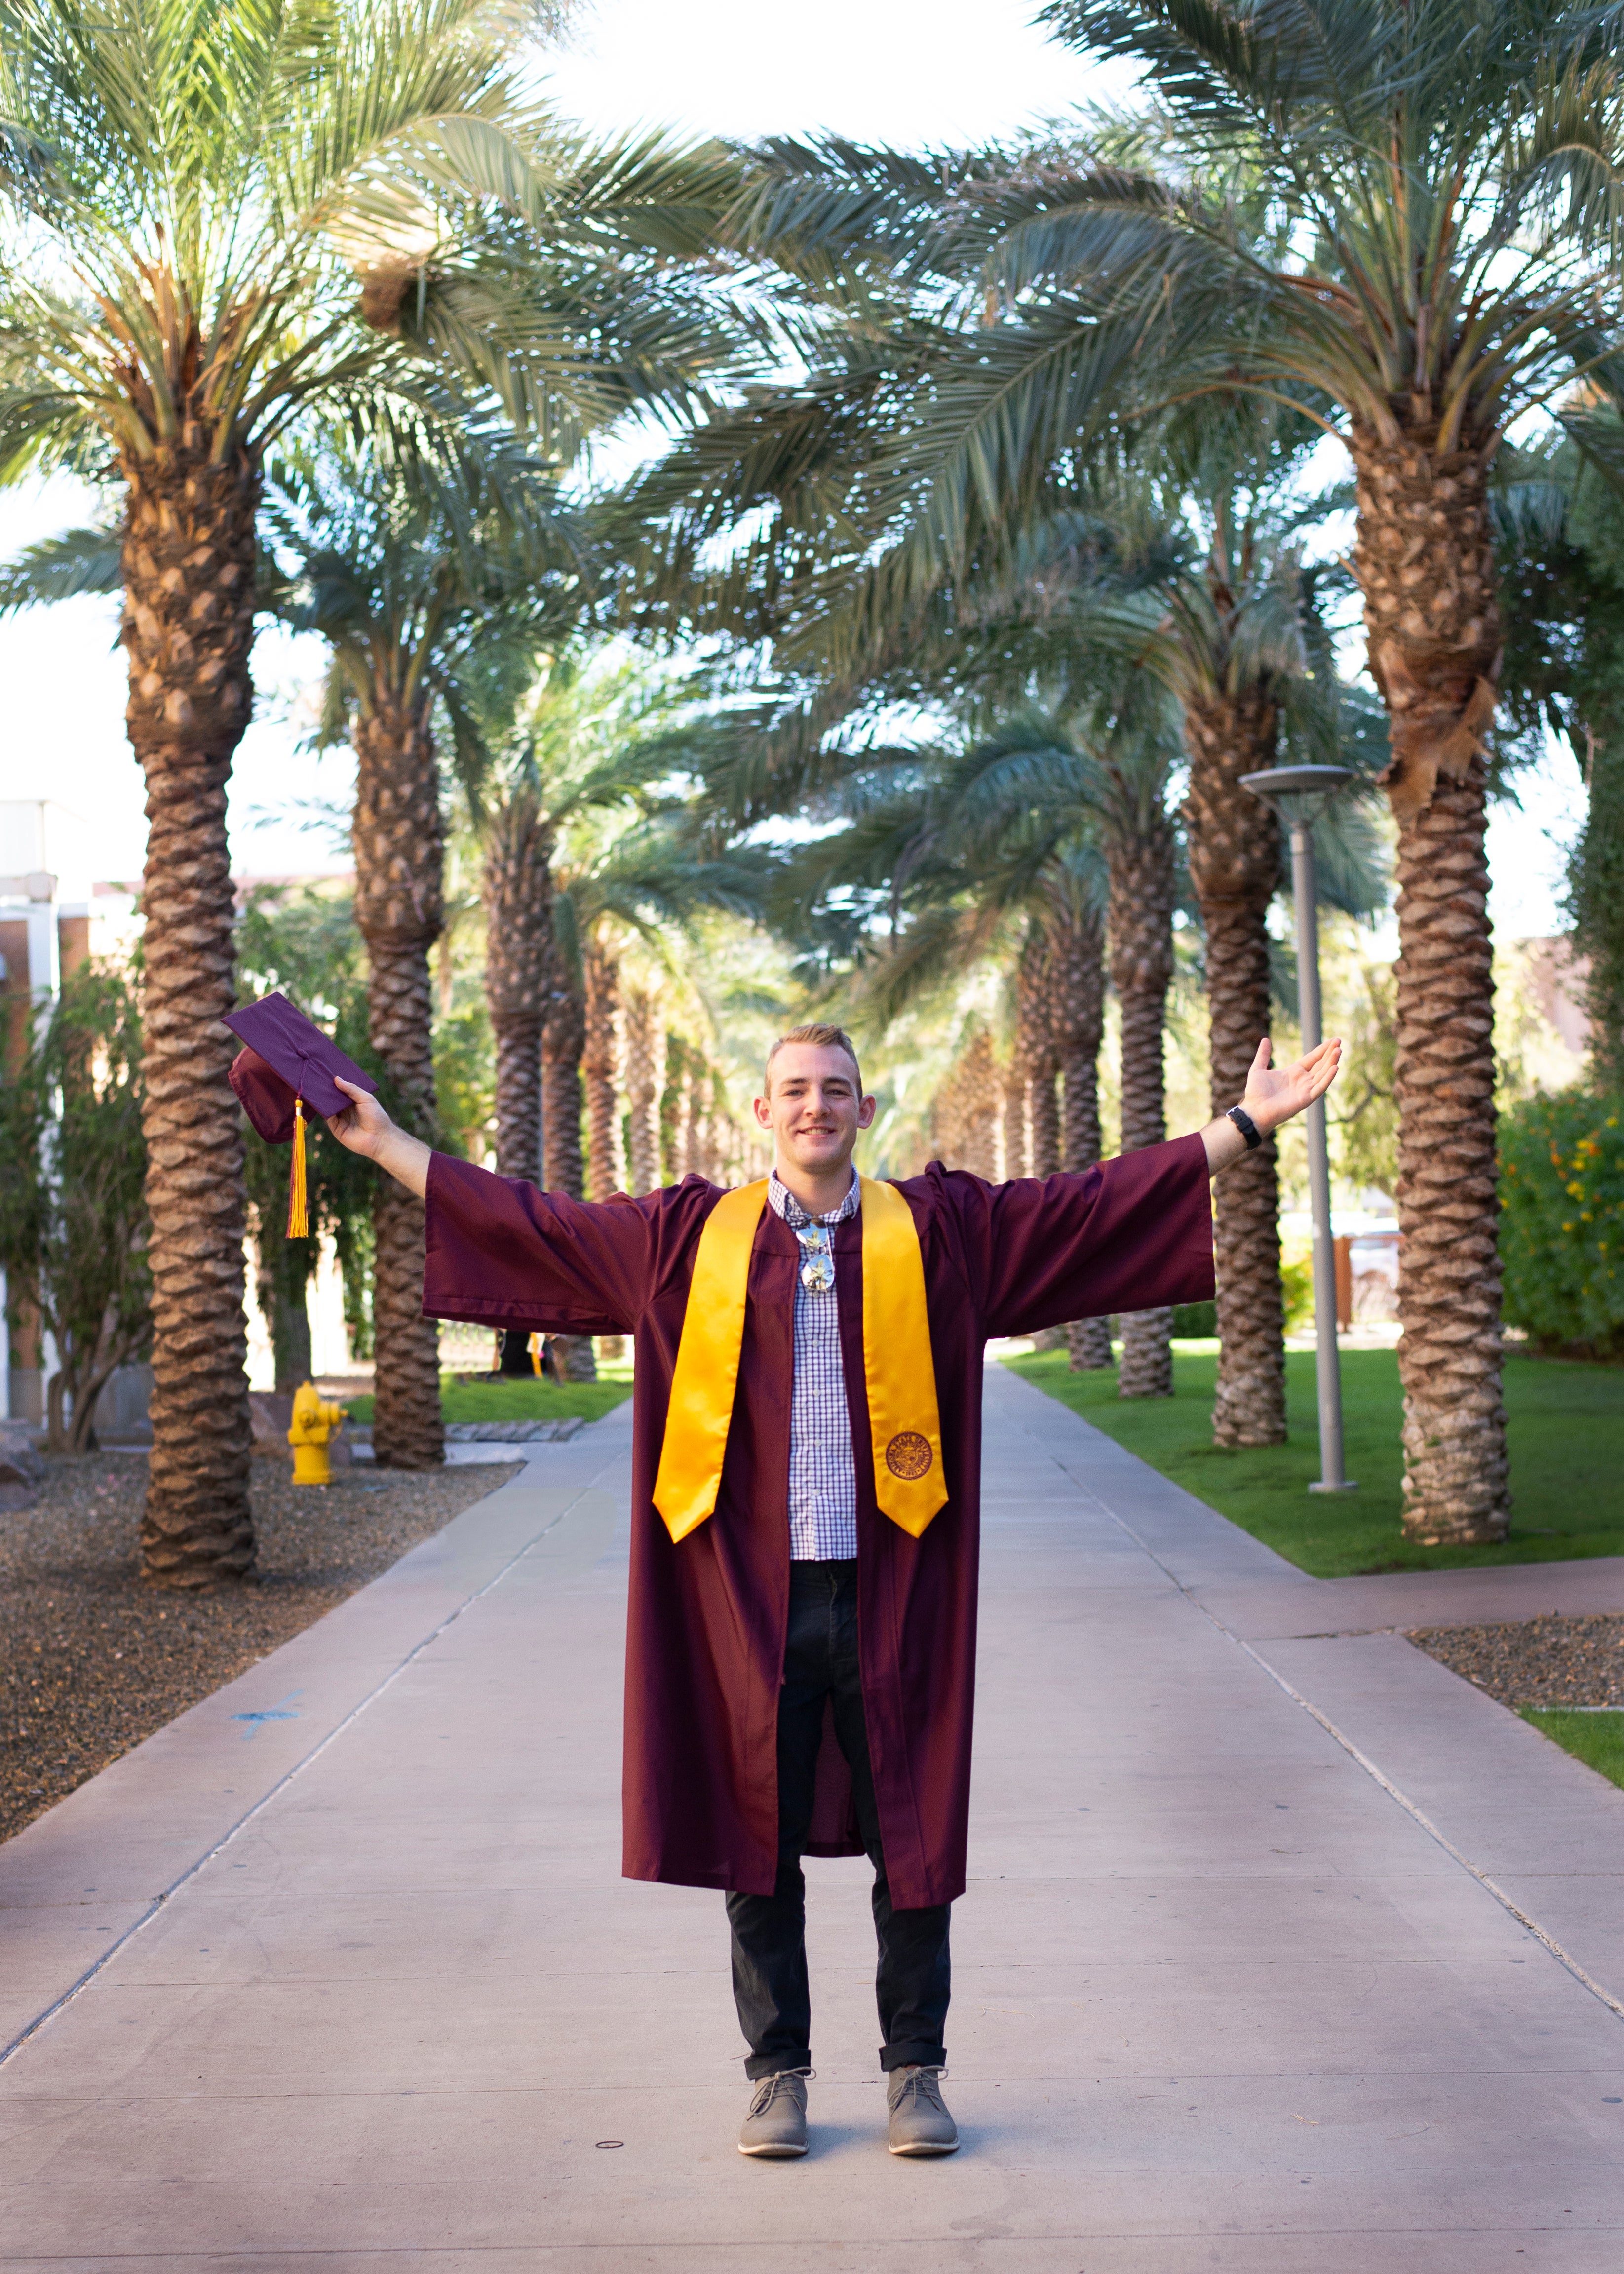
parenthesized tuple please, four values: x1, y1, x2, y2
(328, 1021, 1339, 2159)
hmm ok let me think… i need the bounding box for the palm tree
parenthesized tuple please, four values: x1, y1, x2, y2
(583, 939, 627, 1201)
(267, 427, 587, 1462)
(541, 962, 588, 1201)
(0, 0, 740, 1577)
(622, 985, 669, 1194)
(935, 1029, 1003, 1178)
(480, 777, 554, 1191)
(1019, 950, 1056, 1174)
(883, 5, 1624, 1536)
(1083, 721, 1181, 1397)
(1046, 870, 1113, 1369)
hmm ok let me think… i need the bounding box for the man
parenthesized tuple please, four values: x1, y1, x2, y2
(328, 1021, 1339, 2159)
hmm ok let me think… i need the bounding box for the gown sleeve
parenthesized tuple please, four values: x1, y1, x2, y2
(927, 1132, 1216, 1338)
(421, 1154, 666, 1336)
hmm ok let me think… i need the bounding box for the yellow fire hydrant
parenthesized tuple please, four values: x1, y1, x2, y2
(288, 1380, 345, 1486)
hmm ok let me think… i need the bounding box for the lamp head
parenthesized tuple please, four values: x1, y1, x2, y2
(1238, 764, 1353, 828)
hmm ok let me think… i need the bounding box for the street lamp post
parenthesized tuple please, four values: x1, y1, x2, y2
(1238, 764, 1358, 1495)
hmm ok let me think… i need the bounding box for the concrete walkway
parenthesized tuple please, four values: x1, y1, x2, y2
(3, 1366, 1624, 2270)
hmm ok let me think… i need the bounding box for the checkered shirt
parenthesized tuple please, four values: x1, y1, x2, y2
(767, 1167, 861, 1561)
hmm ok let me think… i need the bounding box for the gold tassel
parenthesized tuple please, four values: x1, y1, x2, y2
(287, 1098, 309, 1239)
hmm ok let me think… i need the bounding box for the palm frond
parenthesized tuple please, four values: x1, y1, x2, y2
(0, 517, 120, 610)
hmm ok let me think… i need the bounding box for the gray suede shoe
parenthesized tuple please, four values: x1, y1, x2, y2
(737, 2067, 811, 2158)
(886, 2065, 959, 2156)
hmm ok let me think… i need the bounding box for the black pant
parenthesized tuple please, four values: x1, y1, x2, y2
(727, 1558, 951, 2079)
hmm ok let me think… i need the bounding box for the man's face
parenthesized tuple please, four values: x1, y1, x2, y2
(753, 1042, 877, 1175)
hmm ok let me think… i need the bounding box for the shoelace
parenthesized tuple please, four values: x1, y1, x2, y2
(747, 2065, 813, 2118)
(889, 2066, 948, 2112)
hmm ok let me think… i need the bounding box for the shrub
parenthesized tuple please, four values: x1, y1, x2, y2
(0, 963, 151, 1450)
(1500, 1090, 1624, 1357)
(1281, 1256, 1314, 1334)
(1171, 1299, 1217, 1337)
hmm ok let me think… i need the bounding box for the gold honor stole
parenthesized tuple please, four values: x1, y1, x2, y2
(652, 1176, 946, 1546)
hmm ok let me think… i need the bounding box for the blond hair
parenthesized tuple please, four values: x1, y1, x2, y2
(764, 1021, 863, 1095)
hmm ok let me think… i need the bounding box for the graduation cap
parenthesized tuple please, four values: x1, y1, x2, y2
(224, 992, 378, 1238)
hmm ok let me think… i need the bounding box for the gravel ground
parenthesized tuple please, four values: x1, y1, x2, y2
(0, 1453, 520, 1847)
(1409, 1613, 1624, 1709)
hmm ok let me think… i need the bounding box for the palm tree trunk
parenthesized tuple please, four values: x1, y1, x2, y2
(623, 988, 666, 1193)
(542, 987, 587, 1195)
(1393, 759, 1506, 1536)
(1183, 690, 1286, 1447)
(956, 1031, 1000, 1179)
(583, 944, 626, 1200)
(542, 984, 596, 1381)
(1351, 423, 1508, 1544)
(1016, 935, 1065, 1346)
(929, 1075, 955, 1166)
(1027, 1058, 1060, 1179)
(352, 689, 445, 1469)
(1051, 901, 1114, 1370)
(492, 1012, 543, 1180)
(1109, 819, 1177, 1399)
(669, 1066, 693, 1178)
(123, 443, 257, 1586)
(482, 786, 551, 1185)
(1001, 1058, 1030, 1180)
(682, 1062, 708, 1184)
(1067, 1322, 1115, 1372)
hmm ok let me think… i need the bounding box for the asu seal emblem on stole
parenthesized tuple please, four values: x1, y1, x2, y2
(884, 1430, 933, 1480)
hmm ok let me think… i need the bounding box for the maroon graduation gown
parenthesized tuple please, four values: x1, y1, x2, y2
(422, 1137, 1215, 1910)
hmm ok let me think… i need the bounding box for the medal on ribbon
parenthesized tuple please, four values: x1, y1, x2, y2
(795, 1222, 834, 1293)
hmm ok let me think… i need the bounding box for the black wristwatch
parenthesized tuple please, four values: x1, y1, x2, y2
(1227, 1104, 1264, 1151)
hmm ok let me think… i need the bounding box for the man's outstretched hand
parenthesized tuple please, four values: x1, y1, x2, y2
(1239, 1035, 1342, 1136)
(325, 1078, 393, 1160)
(326, 1077, 432, 1199)
(1201, 1036, 1342, 1176)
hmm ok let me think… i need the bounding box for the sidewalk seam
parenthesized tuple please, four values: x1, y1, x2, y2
(0, 1453, 618, 2076)
(1040, 1434, 1624, 2030)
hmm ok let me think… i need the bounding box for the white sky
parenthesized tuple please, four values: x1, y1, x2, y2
(545, 0, 1109, 145)
(0, 0, 1584, 935)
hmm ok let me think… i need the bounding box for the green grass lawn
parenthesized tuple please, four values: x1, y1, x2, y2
(1002, 1343, 1624, 1578)
(1520, 1709, 1624, 1794)
(345, 1369, 632, 1427)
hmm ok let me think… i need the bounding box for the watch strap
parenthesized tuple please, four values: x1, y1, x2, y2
(1227, 1104, 1264, 1151)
